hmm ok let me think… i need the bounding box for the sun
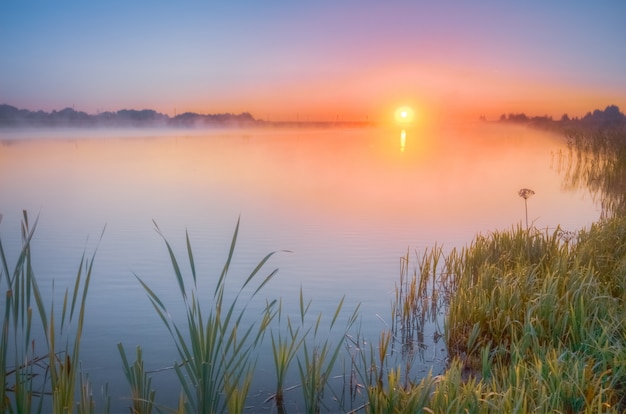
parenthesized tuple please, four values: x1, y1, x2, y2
(394, 106, 415, 124)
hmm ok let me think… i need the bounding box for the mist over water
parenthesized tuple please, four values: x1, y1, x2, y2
(0, 123, 599, 410)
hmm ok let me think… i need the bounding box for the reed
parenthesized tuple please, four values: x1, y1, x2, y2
(0, 211, 42, 413)
(118, 344, 155, 414)
(361, 212, 625, 413)
(2, 170, 624, 412)
(130, 217, 280, 414)
(268, 296, 308, 413)
(391, 246, 443, 361)
(559, 125, 626, 218)
(78, 368, 109, 414)
(36, 226, 103, 414)
(224, 369, 253, 414)
(364, 366, 435, 413)
(441, 219, 626, 412)
(296, 293, 360, 414)
(0, 211, 105, 414)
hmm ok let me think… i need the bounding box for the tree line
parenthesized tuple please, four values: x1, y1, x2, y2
(493, 104, 625, 128)
(0, 104, 258, 128)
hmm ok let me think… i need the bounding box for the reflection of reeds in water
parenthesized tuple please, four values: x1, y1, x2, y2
(556, 125, 626, 218)
(391, 246, 445, 362)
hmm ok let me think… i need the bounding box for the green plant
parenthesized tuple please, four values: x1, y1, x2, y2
(440, 219, 626, 412)
(391, 246, 443, 362)
(78, 368, 110, 414)
(132, 218, 279, 413)
(268, 296, 308, 413)
(34, 226, 102, 414)
(296, 291, 359, 414)
(0, 211, 104, 414)
(224, 369, 253, 414)
(118, 345, 155, 414)
(365, 366, 434, 414)
(0, 212, 42, 413)
(518, 188, 535, 230)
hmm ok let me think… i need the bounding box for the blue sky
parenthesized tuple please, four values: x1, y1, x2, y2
(2, 1, 625, 121)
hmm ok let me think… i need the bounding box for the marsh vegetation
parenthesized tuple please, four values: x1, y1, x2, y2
(1, 124, 625, 412)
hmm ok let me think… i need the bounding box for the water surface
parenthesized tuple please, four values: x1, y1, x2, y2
(0, 123, 600, 410)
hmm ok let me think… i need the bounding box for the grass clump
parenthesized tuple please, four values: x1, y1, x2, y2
(296, 292, 359, 414)
(440, 220, 626, 412)
(268, 299, 304, 411)
(117, 345, 155, 414)
(367, 214, 625, 412)
(2, 211, 624, 412)
(126, 218, 280, 414)
(122, 218, 362, 414)
(0, 211, 106, 414)
(0, 212, 43, 413)
(558, 124, 626, 218)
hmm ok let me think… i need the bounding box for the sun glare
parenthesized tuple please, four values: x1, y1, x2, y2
(395, 106, 415, 124)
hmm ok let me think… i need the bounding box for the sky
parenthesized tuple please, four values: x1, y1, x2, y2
(2, 1, 625, 123)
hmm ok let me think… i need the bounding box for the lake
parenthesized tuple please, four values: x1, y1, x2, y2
(0, 122, 600, 411)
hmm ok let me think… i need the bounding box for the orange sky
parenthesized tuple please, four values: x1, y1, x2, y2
(2, 2, 625, 123)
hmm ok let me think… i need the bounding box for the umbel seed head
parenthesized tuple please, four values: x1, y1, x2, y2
(518, 188, 535, 200)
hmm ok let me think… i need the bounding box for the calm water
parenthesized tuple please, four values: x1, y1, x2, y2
(0, 123, 600, 411)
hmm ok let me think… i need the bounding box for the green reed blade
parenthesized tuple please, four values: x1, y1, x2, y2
(60, 287, 70, 336)
(134, 275, 167, 311)
(68, 254, 85, 324)
(185, 229, 197, 287)
(330, 295, 344, 330)
(216, 216, 240, 299)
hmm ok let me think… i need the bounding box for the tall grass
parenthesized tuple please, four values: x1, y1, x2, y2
(125, 218, 368, 414)
(558, 124, 626, 218)
(267, 297, 308, 413)
(296, 292, 359, 414)
(362, 214, 626, 412)
(0, 212, 42, 413)
(129, 218, 280, 413)
(1, 213, 624, 412)
(391, 246, 443, 360)
(118, 345, 155, 414)
(34, 243, 99, 414)
(0, 211, 105, 414)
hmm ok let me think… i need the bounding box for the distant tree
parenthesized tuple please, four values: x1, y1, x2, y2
(0, 104, 20, 125)
(603, 105, 623, 120)
(508, 113, 529, 122)
(581, 105, 625, 127)
(50, 107, 92, 125)
(560, 113, 570, 122)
